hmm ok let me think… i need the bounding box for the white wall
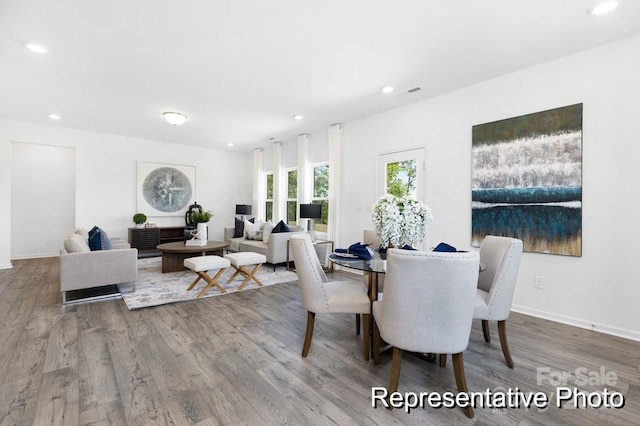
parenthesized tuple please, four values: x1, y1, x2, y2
(330, 34, 640, 340)
(0, 120, 252, 265)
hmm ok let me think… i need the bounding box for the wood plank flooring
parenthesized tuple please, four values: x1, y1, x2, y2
(0, 257, 638, 425)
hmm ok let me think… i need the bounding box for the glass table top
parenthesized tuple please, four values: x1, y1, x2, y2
(328, 254, 387, 273)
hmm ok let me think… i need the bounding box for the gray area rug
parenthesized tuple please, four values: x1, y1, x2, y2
(121, 257, 298, 310)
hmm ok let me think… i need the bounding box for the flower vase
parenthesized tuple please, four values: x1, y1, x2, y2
(197, 222, 208, 242)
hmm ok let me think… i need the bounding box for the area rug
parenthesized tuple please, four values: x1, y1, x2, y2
(121, 257, 298, 310)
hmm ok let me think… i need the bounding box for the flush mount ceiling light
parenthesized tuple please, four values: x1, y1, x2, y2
(163, 111, 187, 125)
(22, 41, 49, 53)
(49, 114, 61, 120)
(293, 114, 304, 120)
(381, 86, 394, 94)
(588, 1, 619, 15)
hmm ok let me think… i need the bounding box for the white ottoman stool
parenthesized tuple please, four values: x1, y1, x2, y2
(184, 255, 231, 298)
(224, 252, 267, 290)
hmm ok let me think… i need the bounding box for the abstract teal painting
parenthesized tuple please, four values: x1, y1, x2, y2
(471, 104, 583, 256)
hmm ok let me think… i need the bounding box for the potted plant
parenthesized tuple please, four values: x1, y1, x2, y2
(188, 210, 213, 242)
(132, 213, 147, 228)
(189, 210, 213, 223)
(371, 194, 433, 248)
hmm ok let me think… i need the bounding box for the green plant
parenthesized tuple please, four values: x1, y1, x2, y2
(189, 210, 213, 223)
(132, 213, 147, 225)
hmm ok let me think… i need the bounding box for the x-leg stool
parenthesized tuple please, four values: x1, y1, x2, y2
(224, 252, 267, 290)
(184, 255, 231, 298)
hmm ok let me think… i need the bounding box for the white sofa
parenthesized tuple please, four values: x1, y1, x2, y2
(224, 224, 304, 267)
(59, 228, 138, 304)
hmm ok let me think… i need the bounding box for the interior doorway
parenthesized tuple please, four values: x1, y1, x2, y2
(11, 142, 76, 259)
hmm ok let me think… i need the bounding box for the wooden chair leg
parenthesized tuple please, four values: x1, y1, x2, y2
(439, 353, 447, 368)
(196, 269, 227, 298)
(301, 311, 315, 357)
(372, 318, 381, 365)
(498, 320, 514, 368)
(186, 275, 202, 290)
(355, 314, 361, 335)
(386, 347, 402, 410)
(482, 319, 491, 342)
(362, 314, 370, 361)
(452, 352, 474, 418)
(237, 264, 264, 291)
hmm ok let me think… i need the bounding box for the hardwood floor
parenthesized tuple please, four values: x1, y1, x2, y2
(0, 257, 638, 425)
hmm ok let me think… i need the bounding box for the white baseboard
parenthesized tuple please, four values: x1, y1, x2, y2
(11, 253, 59, 260)
(512, 304, 640, 342)
(0, 263, 13, 270)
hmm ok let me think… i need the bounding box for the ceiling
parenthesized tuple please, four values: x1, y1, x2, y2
(1, 1, 639, 151)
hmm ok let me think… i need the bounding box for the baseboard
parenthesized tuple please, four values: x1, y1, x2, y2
(11, 253, 59, 260)
(512, 304, 640, 342)
(0, 263, 13, 270)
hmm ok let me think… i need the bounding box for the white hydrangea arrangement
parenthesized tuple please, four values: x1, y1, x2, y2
(371, 194, 433, 248)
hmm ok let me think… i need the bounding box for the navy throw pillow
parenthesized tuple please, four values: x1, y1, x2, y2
(88, 226, 113, 251)
(234, 217, 244, 238)
(433, 242, 457, 252)
(271, 220, 289, 233)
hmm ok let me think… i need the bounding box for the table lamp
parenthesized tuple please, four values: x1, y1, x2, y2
(299, 203, 322, 239)
(235, 204, 252, 222)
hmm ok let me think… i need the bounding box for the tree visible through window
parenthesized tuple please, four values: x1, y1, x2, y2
(286, 169, 297, 225)
(312, 164, 329, 232)
(386, 160, 416, 198)
(265, 172, 273, 222)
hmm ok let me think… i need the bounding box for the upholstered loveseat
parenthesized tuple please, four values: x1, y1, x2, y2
(59, 227, 138, 304)
(224, 223, 304, 267)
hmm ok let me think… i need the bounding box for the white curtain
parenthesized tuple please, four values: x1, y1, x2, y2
(328, 124, 342, 244)
(297, 134, 311, 227)
(252, 148, 264, 220)
(272, 142, 285, 222)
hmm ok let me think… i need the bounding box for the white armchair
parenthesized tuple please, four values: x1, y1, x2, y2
(289, 233, 371, 361)
(473, 235, 523, 368)
(372, 249, 479, 418)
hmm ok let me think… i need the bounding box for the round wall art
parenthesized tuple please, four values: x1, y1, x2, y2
(142, 167, 192, 212)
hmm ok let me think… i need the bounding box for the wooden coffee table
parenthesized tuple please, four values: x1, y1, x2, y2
(156, 241, 229, 273)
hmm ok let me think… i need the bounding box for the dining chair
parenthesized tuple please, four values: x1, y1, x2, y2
(372, 249, 479, 418)
(289, 233, 372, 361)
(353, 229, 386, 335)
(473, 235, 523, 368)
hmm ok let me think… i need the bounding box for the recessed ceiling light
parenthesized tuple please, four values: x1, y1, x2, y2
(588, 1, 619, 15)
(381, 86, 394, 94)
(163, 111, 187, 125)
(49, 114, 61, 120)
(23, 42, 49, 54)
(226, 142, 234, 147)
(293, 114, 304, 120)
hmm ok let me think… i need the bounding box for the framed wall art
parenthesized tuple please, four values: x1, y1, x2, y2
(136, 162, 196, 217)
(471, 103, 583, 256)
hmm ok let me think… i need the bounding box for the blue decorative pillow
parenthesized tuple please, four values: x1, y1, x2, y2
(88, 226, 113, 251)
(271, 220, 290, 233)
(433, 242, 457, 252)
(234, 217, 244, 238)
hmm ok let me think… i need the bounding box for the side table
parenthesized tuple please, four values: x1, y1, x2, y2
(287, 239, 334, 272)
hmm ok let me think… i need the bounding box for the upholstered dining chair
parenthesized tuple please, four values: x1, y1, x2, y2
(473, 235, 523, 368)
(289, 233, 372, 361)
(352, 229, 385, 335)
(372, 249, 480, 418)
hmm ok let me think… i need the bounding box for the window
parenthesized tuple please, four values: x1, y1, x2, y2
(312, 163, 329, 232)
(378, 148, 424, 200)
(265, 172, 273, 222)
(286, 168, 297, 225)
